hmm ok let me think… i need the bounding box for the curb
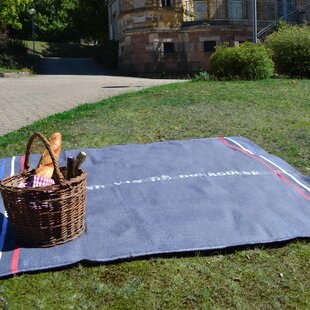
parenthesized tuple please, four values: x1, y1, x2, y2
(0, 71, 32, 78)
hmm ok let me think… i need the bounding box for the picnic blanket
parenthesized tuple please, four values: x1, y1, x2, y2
(0, 137, 309, 278)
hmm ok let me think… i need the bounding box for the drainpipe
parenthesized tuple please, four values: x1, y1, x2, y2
(252, 0, 258, 43)
(283, 0, 288, 20)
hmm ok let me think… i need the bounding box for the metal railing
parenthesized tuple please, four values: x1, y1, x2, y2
(183, 0, 299, 23)
(258, 1, 310, 37)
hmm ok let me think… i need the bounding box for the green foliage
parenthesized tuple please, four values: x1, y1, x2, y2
(209, 43, 274, 80)
(0, 0, 30, 29)
(265, 25, 310, 78)
(71, 0, 109, 43)
(12, 0, 109, 43)
(192, 71, 211, 81)
(0, 40, 28, 68)
(17, 0, 79, 42)
(274, 18, 287, 32)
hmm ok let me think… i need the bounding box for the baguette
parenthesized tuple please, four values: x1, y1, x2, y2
(35, 132, 62, 178)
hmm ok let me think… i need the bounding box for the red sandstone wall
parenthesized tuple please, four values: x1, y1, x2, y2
(118, 27, 253, 74)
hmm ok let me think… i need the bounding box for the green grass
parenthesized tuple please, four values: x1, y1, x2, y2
(0, 67, 30, 73)
(23, 41, 100, 58)
(0, 79, 309, 309)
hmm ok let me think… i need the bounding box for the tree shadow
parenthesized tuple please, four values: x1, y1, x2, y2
(34, 42, 117, 76)
(40, 42, 99, 58)
(37, 57, 116, 75)
(1, 237, 308, 279)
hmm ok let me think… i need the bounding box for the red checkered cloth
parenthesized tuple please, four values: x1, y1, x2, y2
(18, 175, 55, 188)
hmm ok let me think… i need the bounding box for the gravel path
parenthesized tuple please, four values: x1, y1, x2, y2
(0, 58, 182, 136)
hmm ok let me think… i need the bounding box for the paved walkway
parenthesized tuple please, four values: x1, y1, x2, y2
(0, 58, 182, 136)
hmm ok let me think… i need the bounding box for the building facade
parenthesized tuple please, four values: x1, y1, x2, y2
(108, 0, 308, 74)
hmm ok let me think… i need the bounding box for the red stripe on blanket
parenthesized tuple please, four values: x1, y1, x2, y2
(217, 137, 310, 201)
(11, 248, 20, 274)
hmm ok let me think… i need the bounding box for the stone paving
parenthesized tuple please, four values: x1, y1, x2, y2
(0, 58, 182, 136)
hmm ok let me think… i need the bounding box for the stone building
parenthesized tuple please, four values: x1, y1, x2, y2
(108, 0, 308, 74)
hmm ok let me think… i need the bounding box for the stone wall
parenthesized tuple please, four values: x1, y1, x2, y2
(118, 26, 252, 73)
(115, 0, 309, 74)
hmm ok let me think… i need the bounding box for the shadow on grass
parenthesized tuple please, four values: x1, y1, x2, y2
(1, 236, 309, 279)
(36, 42, 100, 59)
(30, 42, 118, 75)
(102, 86, 144, 89)
(37, 57, 114, 75)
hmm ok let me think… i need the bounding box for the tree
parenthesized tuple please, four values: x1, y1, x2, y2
(13, 0, 109, 43)
(71, 0, 109, 43)
(0, 0, 30, 29)
(24, 0, 79, 42)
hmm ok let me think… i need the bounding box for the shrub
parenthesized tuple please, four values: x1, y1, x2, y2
(209, 42, 274, 80)
(192, 71, 211, 81)
(0, 40, 28, 69)
(0, 52, 20, 68)
(265, 25, 310, 78)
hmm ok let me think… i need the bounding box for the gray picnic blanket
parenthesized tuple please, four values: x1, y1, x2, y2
(0, 137, 309, 278)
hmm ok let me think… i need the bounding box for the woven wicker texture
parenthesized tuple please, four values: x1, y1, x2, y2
(0, 133, 87, 247)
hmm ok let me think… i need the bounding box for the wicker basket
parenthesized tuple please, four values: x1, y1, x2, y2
(0, 133, 87, 247)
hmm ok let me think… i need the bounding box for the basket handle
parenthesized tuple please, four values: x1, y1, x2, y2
(23, 132, 66, 186)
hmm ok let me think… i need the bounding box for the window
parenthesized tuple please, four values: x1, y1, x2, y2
(163, 42, 175, 54)
(204, 41, 216, 52)
(161, 0, 171, 7)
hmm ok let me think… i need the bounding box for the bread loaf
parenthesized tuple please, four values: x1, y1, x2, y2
(35, 132, 62, 178)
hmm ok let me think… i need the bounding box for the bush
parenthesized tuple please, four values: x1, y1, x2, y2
(209, 42, 274, 80)
(0, 40, 28, 69)
(192, 71, 211, 81)
(265, 25, 310, 78)
(0, 52, 20, 68)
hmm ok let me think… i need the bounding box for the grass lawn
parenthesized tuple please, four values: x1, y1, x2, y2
(0, 79, 309, 309)
(0, 67, 30, 73)
(23, 41, 100, 58)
